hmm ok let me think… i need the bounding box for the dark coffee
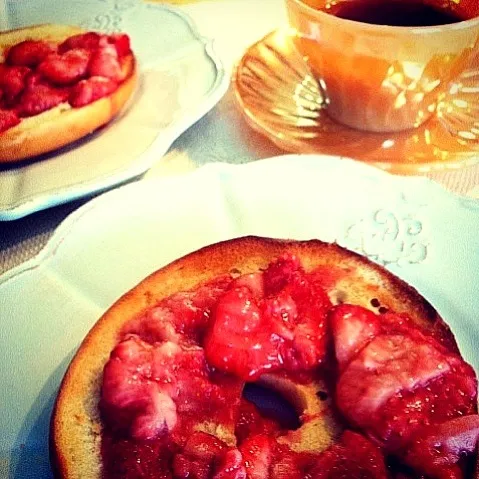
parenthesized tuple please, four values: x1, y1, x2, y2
(326, 0, 466, 26)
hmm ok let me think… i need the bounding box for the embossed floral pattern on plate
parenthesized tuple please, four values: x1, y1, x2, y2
(342, 194, 429, 266)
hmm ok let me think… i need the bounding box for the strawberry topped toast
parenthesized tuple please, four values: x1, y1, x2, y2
(0, 24, 137, 162)
(51, 237, 479, 478)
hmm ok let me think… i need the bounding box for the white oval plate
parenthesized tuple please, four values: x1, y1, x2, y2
(1, 154, 479, 478)
(0, 0, 228, 220)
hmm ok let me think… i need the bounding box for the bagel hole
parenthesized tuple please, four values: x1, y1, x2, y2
(242, 383, 301, 431)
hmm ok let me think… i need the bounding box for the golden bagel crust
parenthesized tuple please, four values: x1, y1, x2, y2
(50, 236, 468, 479)
(0, 24, 138, 163)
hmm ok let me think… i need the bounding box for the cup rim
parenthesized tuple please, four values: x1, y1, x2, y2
(286, 0, 479, 33)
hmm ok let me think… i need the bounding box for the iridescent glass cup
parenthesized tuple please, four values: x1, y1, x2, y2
(285, 0, 479, 132)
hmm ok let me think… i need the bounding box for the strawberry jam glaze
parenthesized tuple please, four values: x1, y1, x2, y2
(100, 254, 479, 478)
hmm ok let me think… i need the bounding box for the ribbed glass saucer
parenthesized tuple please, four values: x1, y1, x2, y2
(233, 29, 479, 175)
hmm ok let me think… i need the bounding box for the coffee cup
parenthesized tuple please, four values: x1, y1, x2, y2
(285, 0, 479, 133)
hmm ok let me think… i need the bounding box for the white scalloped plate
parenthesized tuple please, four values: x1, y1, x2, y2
(1, 154, 479, 478)
(0, 0, 228, 220)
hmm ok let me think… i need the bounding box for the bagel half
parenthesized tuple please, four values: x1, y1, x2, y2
(0, 24, 138, 163)
(50, 236, 477, 478)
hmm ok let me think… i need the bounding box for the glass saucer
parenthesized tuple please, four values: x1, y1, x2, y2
(233, 30, 479, 175)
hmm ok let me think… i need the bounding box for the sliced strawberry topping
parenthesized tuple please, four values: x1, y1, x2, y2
(405, 415, 479, 479)
(88, 42, 123, 81)
(239, 434, 272, 479)
(337, 333, 451, 428)
(25, 71, 47, 89)
(0, 109, 20, 133)
(213, 449, 246, 479)
(59, 32, 131, 57)
(17, 84, 69, 117)
(332, 305, 479, 476)
(101, 434, 175, 479)
(0, 64, 31, 105)
(377, 361, 477, 450)
(6, 39, 55, 67)
(263, 254, 301, 295)
(69, 76, 118, 108)
(330, 304, 381, 370)
(121, 277, 232, 346)
(205, 286, 281, 380)
(309, 430, 388, 479)
(102, 335, 242, 441)
(0, 31, 132, 121)
(205, 256, 331, 380)
(37, 48, 90, 85)
(98, 254, 479, 479)
(277, 276, 331, 372)
(173, 432, 227, 479)
(102, 338, 181, 439)
(58, 32, 103, 53)
(107, 33, 132, 58)
(269, 445, 308, 479)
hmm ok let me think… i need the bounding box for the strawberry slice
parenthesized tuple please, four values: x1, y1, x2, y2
(205, 286, 283, 380)
(37, 48, 90, 85)
(277, 277, 331, 371)
(262, 289, 298, 339)
(213, 449, 247, 479)
(101, 337, 181, 439)
(6, 39, 55, 67)
(377, 360, 477, 450)
(58, 32, 103, 53)
(205, 256, 331, 379)
(309, 430, 388, 479)
(17, 84, 69, 117)
(0, 64, 31, 105)
(337, 332, 452, 431)
(330, 304, 381, 369)
(69, 76, 118, 108)
(102, 335, 242, 441)
(331, 305, 479, 476)
(405, 415, 479, 479)
(263, 253, 302, 295)
(173, 432, 227, 479)
(107, 33, 132, 57)
(239, 434, 272, 479)
(121, 277, 232, 345)
(0, 109, 20, 133)
(88, 42, 123, 81)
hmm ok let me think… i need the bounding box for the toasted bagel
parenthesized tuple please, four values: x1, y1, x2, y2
(0, 24, 137, 163)
(50, 236, 477, 478)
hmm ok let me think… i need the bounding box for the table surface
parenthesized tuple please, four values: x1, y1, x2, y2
(1, 0, 479, 275)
